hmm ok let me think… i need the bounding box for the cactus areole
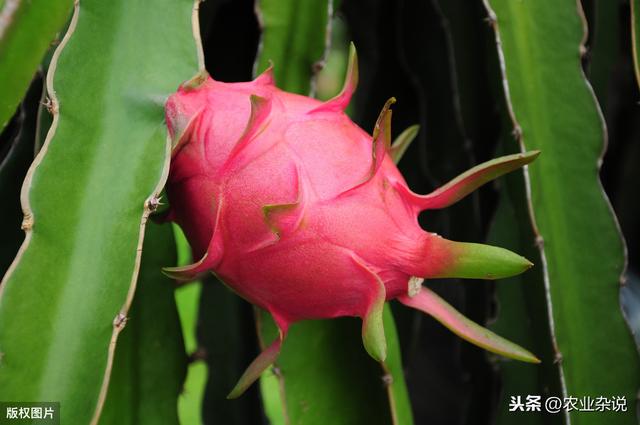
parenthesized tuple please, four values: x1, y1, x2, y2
(163, 44, 540, 398)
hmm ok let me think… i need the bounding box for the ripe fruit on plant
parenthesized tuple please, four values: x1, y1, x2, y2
(162, 44, 540, 398)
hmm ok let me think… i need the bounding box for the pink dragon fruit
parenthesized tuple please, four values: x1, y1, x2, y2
(163, 44, 540, 398)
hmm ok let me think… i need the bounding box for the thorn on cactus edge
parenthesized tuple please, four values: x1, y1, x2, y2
(484, 12, 497, 27)
(553, 352, 563, 364)
(42, 97, 57, 114)
(188, 347, 208, 363)
(146, 196, 163, 212)
(381, 373, 393, 387)
(511, 125, 523, 140)
(21, 213, 33, 230)
(113, 313, 128, 329)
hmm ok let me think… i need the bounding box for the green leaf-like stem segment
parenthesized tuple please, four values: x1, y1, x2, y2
(0, 0, 200, 422)
(0, 0, 74, 131)
(485, 0, 639, 416)
(398, 287, 540, 363)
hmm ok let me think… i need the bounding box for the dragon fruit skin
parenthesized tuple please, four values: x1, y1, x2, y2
(163, 45, 540, 398)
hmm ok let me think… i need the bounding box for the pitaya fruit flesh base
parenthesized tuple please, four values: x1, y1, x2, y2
(162, 44, 540, 398)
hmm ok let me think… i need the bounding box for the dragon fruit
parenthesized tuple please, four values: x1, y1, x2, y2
(162, 44, 540, 398)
